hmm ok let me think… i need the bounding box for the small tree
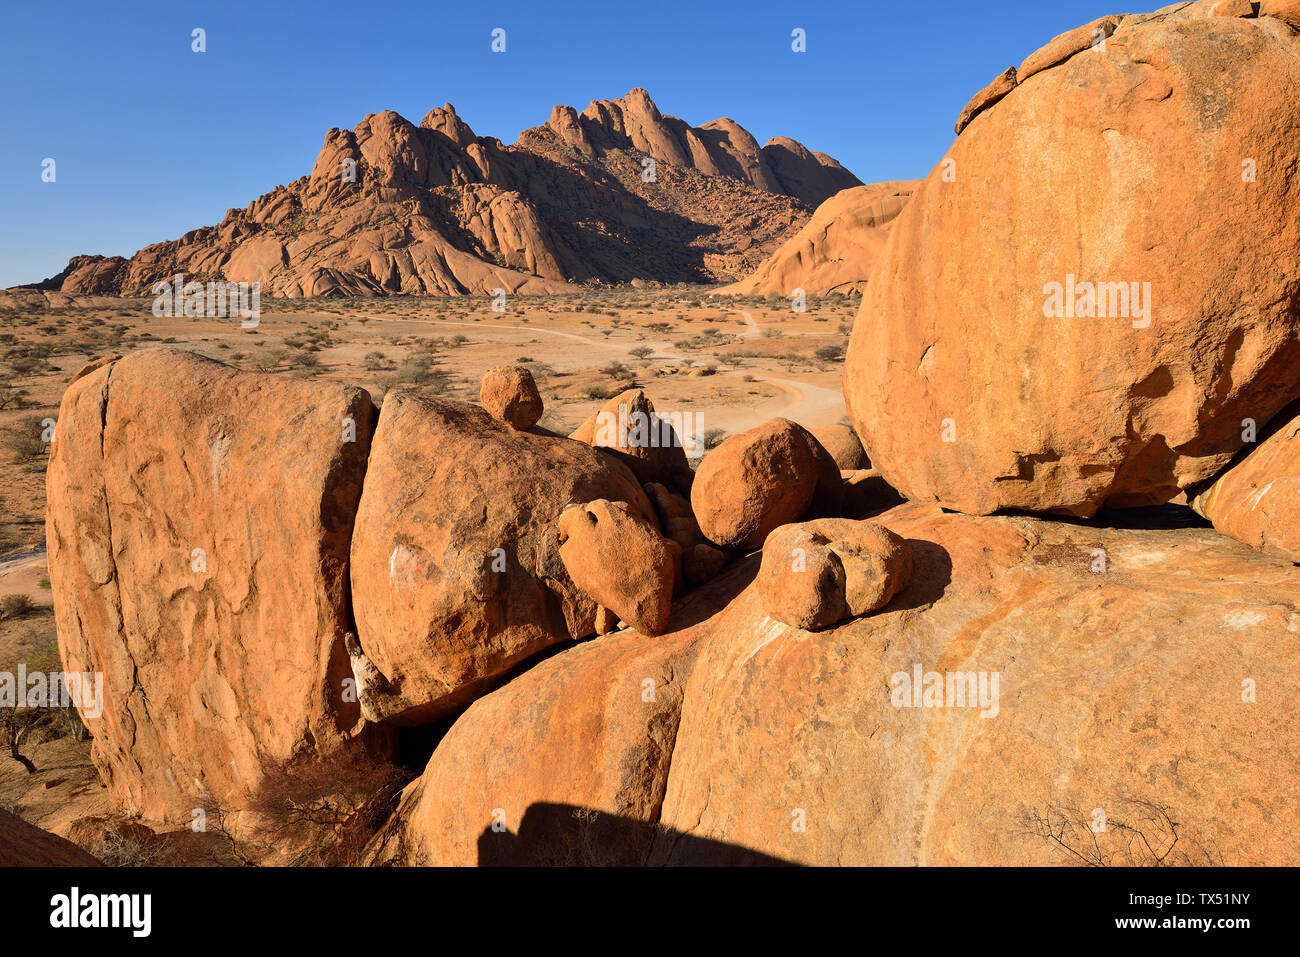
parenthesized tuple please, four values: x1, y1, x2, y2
(0, 709, 40, 774)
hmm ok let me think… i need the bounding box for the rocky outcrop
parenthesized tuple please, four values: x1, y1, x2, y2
(724, 182, 917, 296)
(373, 502, 1300, 865)
(542, 89, 860, 207)
(38, 0, 1300, 873)
(846, 2, 1300, 517)
(1192, 408, 1300, 562)
(46, 349, 384, 825)
(38, 90, 862, 296)
(348, 394, 653, 724)
(363, 573, 731, 866)
(569, 389, 693, 495)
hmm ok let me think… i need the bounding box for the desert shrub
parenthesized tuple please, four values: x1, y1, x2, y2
(241, 752, 414, 866)
(83, 820, 162, 867)
(3, 416, 49, 463)
(0, 594, 40, 620)
(250, 348, 288, 373)
(815, 344, 845, 362)
(702, 428, 728, 451)
(0, 385, 31, 410)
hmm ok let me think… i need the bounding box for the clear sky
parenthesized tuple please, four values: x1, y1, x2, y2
(0, 0, 1119, 288)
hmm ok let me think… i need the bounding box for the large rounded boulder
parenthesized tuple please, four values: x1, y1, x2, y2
(845, 3, 1300, 517)
(349, 393, 653, 724)
(691, 418, 833, 550)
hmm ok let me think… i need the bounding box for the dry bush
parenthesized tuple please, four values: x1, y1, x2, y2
(1017, 797, 1220, 866)
(3, 415, 49, 463)
(0, 594, 40, 620)
(204, 751, 414, 866)
(702, 428, 728, 451)
(70, 818, 162, 867)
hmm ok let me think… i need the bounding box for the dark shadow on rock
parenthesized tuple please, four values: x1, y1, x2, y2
(662, 551, 760, 633)
(885, 538, 952, 613)
(477, 802, 798, 866)
(999, 503, 1211, 531)
(1184, 393, 1300, 501)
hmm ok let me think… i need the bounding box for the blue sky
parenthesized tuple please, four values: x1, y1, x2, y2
(0, 0, 1118, 288)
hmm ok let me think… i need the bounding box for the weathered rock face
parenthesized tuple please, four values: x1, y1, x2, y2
(363, 576, 737, 867)
(480, 365, 543, 431)
(558, 499, 676, 636)
(374, 502, 1300, 865)
(46, 349, 381, 824)
(845, 2, 1300, 517)
(724, 182, 918, 296)
(1192, 408, 1300, 562)
(0, 810, 101, 866)
(348, 393, 653, 724)
(570, 389, 693, 495)
(757, 519, 911, 630)
(691, 418, 830, 549)
(41, 90, 860, 296)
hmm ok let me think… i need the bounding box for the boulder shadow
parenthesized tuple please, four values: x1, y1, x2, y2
(663, 551, 760, 633)
(885, 538, 952, 613)
(999, 503, 1210, 531)
(477, 802, 798, 866)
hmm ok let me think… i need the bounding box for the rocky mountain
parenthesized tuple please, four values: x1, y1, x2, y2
(34, 88, 862, 298)
(723, 180, 919, 296)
